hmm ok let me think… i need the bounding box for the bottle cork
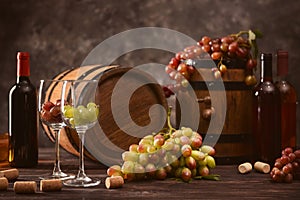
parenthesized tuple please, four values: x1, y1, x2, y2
(238, 162, 252, 174)
(1, 168, 19, 180)
(14, 181, 37, 194)
(0, 177, 8, 190)
(254, 161, 270, 173)
(40, 179, 62, 192)
(105, 176, 124, 189)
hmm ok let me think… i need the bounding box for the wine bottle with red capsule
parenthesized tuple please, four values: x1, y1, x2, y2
(8, 52, 38, 167)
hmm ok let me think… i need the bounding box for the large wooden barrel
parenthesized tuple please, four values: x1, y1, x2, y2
(42, 65, 168, 164)
(176, 63, 253, 165)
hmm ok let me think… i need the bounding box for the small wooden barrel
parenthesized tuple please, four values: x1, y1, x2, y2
(42, 65, 168, 162)
(176, 63, 253, 164)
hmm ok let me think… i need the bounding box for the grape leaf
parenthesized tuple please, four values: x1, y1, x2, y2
(194, 174, 221, 181)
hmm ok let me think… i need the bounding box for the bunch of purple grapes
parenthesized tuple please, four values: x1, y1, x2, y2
(163, 30, 261, 98)
(270, 147, 300, 183)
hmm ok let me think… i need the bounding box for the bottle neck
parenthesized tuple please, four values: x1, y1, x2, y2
(16, 52, 30, 83)
(17, 76, 30, 83)
(260, 54, 273, 82)
(277, 50, 288, 80)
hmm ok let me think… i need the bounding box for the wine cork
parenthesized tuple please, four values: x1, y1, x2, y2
(40, 179, 62, 192)
(105, 176, 124, 189)
(1, 168, 19, 180)
(14, 181, 37, 194)
(254, 161, 270, 173)
(0, 177, 8, 190)
(238, 162, 252, 174)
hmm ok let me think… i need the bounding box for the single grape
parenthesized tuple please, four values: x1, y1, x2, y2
(181, 167, 192, 182)
(205, 155, 216, 169)
(200, 145, 216, 156)
(181, 127, 193, 137)
(201, 44, 211, 53)
(244, 75, 257, 86)
(145, 163, 156, 178)
(179, 135, 191, 146)
(228, 41, 238, 53)
(198, 166, 210, 176)
(148, 153, 160, 165)
(107, 165, 121, 177)
(282, 163, 292, 174)
(219, 64, 227, 74)
(294, 149, 300, 158)
(181, 144, 192, 157)
(138, 153, 149, 166)
(191, 150, 205, 161)
(246, 58, 257, 69)
(42, 101, 55, 111)
(122, 151, 139, 162)
(162, 140, 174, 151)
(121, 161, 135, 174)
(185, 156, 197, 170)
(200, 36, 211, 45)
(153, 134, 165, 148)
(50, 106, 61, 117)
(155, 168, 167, 180)
(129, 144, 139, 152)
(220, 42, 229, 52)
(169, 57, 180, 68)
(41, 110, 52, 122)
(284, 173, 293, 183)
(280, 155, 290, 165)
(211, 44, 221, 52)
(211, 52, 222, 60)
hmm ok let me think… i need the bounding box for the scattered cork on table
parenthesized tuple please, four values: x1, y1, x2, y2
(0, 177, 8, 191)
(1, 168, 19, 181)
(105, 176, 124, 189)
(238, 162, 253, 174)
(14, 181, 37, 194)
(40, 179, 63, 192)
(254, 161, 270, 174)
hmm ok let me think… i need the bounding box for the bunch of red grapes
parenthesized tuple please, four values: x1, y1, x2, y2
(270, 147, 300, 183)
(40, 100, 64, 124)
(163, 30, 260, 98)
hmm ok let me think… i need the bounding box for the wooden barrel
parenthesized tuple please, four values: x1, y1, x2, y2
(176, 63, 253, 165)
(42, 65, 168, 163)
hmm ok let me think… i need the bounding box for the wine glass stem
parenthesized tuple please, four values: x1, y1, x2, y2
(53, 129, 62, 175)
(77, 131, 86, 178)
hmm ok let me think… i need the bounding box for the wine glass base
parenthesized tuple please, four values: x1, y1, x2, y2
(63, 177, 100, 187)
(40, 172, 75, 180)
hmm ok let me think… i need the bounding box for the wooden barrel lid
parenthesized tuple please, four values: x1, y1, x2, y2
(83, 67, 168, 165)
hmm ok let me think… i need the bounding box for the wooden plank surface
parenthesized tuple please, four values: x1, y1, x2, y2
(0, 148, 299, 199)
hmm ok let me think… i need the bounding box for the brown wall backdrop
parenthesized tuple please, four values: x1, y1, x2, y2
(1, 0, 300, 147)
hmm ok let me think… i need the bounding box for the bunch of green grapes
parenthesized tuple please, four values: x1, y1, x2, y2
(63, 102, 99, 126)
(107, 108, 218, 182)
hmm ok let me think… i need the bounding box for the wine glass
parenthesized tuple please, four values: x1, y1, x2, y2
(61, 79, 100, 187)
(38, 80, 74, 180)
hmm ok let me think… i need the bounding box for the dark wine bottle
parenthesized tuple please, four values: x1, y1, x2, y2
(8, 52, 38, 167)
(275, 50, 297, 149)
(252, 53, 281, 164)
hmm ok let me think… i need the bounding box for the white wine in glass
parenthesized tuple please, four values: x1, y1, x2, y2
(61, 79, 100, 187)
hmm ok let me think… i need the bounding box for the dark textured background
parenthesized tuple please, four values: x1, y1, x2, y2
(1, 0, 300, 147)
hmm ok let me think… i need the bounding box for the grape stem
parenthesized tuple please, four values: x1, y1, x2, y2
(167, 106, 176, 136)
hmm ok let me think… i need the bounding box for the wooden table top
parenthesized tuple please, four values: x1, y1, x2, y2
(0, 148, 299, 200)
